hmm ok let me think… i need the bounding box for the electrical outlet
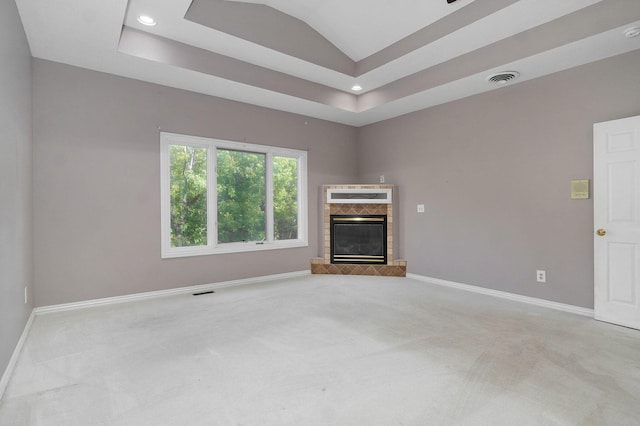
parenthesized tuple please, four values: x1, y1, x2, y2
(379, 175, 385, 183)
(417, 204, 425, 213)
(536, 270, 546, 283)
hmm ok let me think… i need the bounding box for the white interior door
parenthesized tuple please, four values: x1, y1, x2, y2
(594, 115, 640, 330)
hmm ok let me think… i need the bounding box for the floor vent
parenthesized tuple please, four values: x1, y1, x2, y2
(192, 290, 215, 296)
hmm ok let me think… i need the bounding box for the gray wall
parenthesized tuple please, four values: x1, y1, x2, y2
(0, 0, 33, 382)
(32, 59, 358, 306)
(29, 46, 640, 309)
(358, 50, 640, 308)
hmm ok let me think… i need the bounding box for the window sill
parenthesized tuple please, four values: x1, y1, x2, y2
(161, 239, 308, 259)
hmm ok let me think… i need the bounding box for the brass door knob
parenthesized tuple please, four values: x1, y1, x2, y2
(596, 229, 607, 236)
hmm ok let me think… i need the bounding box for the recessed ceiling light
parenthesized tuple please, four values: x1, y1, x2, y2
(351, 85, 363, 92)
(137, 15, 156, 26)
(624, 27, 640, 38)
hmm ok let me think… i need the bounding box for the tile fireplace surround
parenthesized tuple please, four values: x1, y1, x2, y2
(311, 184, 407, 277)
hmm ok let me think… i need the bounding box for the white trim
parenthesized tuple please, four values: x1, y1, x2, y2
(407, 273, 594, 317)
(327, 188, 392, 204)
(0, 310, 35, 401)
(160, 132, 309, 258)
(161, 239, 309, 258)
(3, 271, 309, 397)
(296, 153, 308, 243)
(265, 152, 274, 243)
(34, 270, 311, 315)
(2, 271, 591, 400)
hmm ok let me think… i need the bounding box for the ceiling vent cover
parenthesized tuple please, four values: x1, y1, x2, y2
(487, 71, 520, 85)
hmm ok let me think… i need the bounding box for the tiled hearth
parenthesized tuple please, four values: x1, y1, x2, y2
(310, 259, 407, 276)
(311, 184, 406, 277)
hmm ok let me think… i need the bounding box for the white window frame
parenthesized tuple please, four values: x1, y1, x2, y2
(160, 132, 308, 258)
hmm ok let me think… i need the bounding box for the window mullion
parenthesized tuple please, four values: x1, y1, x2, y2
(209, 145, 217, 248)
(160, 136, 171, 256)
(265, 152, 274, 242)
(297, 155, 307, 242)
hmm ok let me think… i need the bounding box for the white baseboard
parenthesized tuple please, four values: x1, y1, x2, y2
(407, 273, 594, 317)
(34, 270, 311, 315)
(3, 271, 590, 401)
(1, 271, 591, 401)
(0, 309, 35, 401)
(2, 271, 310, 401)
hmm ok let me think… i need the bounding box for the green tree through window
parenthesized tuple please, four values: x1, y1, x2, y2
(273, 156, 298, 240)
(217, 149, 266, 243)
(169, 145, 207, 247)
(161, 133, 308, 257)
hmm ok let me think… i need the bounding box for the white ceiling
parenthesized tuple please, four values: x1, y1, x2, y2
(14, 0, 640, 126)
(225, 0, 474, 61)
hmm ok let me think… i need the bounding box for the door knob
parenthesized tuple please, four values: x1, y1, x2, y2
(596, 229, 607, 236)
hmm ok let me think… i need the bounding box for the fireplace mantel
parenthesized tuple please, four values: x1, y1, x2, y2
(311, 184, 406, 277)
(326, 188, 392, 204)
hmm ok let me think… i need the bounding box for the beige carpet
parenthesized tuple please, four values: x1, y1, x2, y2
(1, 274, 639, 425)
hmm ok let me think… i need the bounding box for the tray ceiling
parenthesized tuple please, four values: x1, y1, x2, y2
(15, 0, 640, 126)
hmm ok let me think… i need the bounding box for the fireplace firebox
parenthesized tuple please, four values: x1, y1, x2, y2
(330, 215, 387, 264)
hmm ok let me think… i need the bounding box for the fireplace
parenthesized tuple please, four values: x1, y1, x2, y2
(330, 215, 387, 264)
(310, 184, 406, 277)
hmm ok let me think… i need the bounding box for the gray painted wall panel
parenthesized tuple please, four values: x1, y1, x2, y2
(357, 50, 640, 308)
(0, 0, 33, 381)
(32, 60, 358, 306)
(29, 47, 640, 310)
